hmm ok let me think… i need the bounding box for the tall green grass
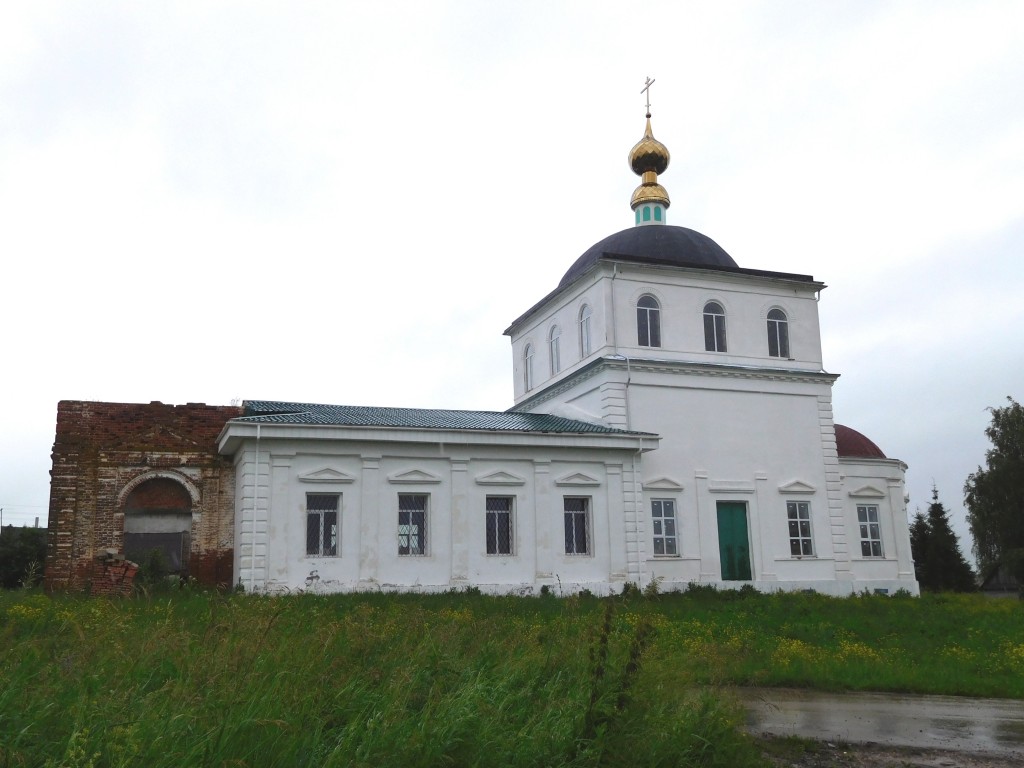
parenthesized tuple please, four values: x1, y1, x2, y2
(0, 589, 761, 768)
(1, 587, 1021, 767)
(651, 587, 1024, 696)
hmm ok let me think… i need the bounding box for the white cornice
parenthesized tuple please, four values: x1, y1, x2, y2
(217, 420, 656, 455)
(512, 356, 838, 411)
(709, 480, 756, 494)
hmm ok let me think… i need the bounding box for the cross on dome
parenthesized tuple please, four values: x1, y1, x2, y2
(629, 77, 670, 225)
(641, 76, 655, 116)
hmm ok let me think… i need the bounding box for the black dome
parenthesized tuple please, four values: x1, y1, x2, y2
(558, 225, 738, 289)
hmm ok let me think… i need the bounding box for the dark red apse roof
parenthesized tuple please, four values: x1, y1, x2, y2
(834, 424, 886, 459)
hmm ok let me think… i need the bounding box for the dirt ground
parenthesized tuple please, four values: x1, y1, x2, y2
(758, 735, 1020, 767)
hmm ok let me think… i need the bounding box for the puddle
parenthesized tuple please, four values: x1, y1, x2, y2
(737, 688, 1024, 757)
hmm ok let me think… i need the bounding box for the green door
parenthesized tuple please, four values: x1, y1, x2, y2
(717, 502, 752, 581)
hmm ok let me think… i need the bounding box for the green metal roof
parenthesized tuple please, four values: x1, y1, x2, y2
(238, 400, 651, 436)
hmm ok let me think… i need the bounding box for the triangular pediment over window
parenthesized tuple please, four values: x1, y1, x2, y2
(642, 477, 684, 491)
(475, 470, 526, 487)
(848, 484, 886, 499)
(388, 469, 442, 485)
(555, 471, 601, 487)
(298, 468, 355, 484)
(777, 480, 816, 495)
(111, 424, 201, 451)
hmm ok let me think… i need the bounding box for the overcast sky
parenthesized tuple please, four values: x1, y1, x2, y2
(1, 1, 1021, 558)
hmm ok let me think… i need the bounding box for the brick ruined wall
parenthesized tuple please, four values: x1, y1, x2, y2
(45, 401, 244, 593)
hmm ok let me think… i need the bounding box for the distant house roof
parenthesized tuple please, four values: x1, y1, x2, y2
(237, 400, 652, 436)
(835, 424, 887, 459)
(980, 563, 1020, 593)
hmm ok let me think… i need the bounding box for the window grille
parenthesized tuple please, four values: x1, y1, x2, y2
(306, 493, 339, 556)
(486, 496, 513, 555)
(857, 505, 883, 557)
(398, 494, 427, 555)
(786, 501, 813, 556)
(563, 497, 590, 555)
(651, 499, 678, 556)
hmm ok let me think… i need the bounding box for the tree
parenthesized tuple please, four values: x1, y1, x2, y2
(910, 488, 976, 591)
(909, 510, 930, 581)
(0, 525, 47, 589)
(965, 397, 1024, 584)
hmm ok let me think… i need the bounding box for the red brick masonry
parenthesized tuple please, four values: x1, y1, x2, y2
(45, 401, 242, 593)
(90, 556, 140, 597)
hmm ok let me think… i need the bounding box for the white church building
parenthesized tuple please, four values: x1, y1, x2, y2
(217, 106, 918, 597)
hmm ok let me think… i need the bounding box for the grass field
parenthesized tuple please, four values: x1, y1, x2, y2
(1, 586, 1021, 767)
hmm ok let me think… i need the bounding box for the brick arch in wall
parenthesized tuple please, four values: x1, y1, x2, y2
(117, 470, 201, 507)
(119, 472, 200, 576)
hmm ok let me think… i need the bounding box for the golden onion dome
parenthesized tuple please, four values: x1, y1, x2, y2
(629, 116, 670, 176)
(631, 180, 670, 208)
(628, 112, 671, 212)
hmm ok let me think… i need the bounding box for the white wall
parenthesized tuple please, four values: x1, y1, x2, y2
(840, 456, 918, 594)
(508, 262, 825, 404)
(507, 259, 917, 596)
(228, 434, 646, 595)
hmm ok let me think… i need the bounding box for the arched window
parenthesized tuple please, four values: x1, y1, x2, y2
(549, 325, 561, 374)
(123, 477, 193, 575)
(523, 344, 534, 391)
(579, 305, 592, 357)
(703, 301, 727, 352)
(637, 294, 661, 347)
(767, 308, 790, 358)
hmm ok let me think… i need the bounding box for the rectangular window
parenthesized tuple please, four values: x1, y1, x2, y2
(306, 493, 339, 556)
(786, 501, 813, 557)
(398, 494, 428, 556)
(486, 496, 514, 555)
(857, 505, 883, 557)
(651, 499, 678, 556)
(563, 497, 591, 555)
